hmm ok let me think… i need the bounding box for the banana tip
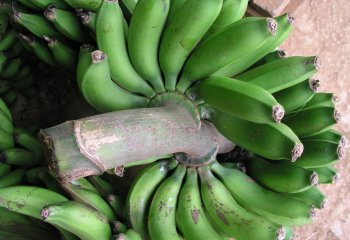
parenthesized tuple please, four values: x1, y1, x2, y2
(334, 109, 342, 123)
(291, 143, 304, 162)
(287, 13, 295, 24)
(266, 18, 278, 35)
(44, 5, 56, 21)
(310, 172, 319, 186)
(314, 56, 321, 70)
(272, 105, 285, 123)
(80, 12, 92, 24)
(41, 207, 50, 220)
(277, 50, 288, 58)
(337, 145, 345, 160)
(277, 227, 286, 240)
(340, 135, 347, 148)
(112, 221, 123, 232)
(113, 165, 125, 177)
(333, 173, 340, 183)
(115, 234, 126, 240)
(309, 79, 320, 92)
(309, 205, 317, 219)
(91, 50, 106, 63)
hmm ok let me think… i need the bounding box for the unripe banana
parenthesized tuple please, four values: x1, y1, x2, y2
(0, 148, 37, 168)
(61, 182, 117, 221)
(296, 92, 336, 110)
(88, 175, 114, 196)
(15, 0, 42, 11)
(0, 127, 14, 151)
(0, 52, 8, 75)
(4, 41, 25, 59)
(235, 56, 319, 93)
(0, 169, 26, 189)
(287, 187, 326, 209)
(2, 89, 17, 104)
(159, 0, 222, 91)
(18, 34, 58, 67)
(41, 201, 112, 240)
(204, 0, 249, 39)
(64, 0, 102, 11)
(244, 155, 318, 193)
(107, 194, 126, 220)
(31, 0, 71, 10)
(111, 220, 127, 234)
(176, 168, 224, 240)
(208, 108, 303, 161)
(0, 29, 17, 51)
(13, 12, 62, 40)
(308, 166, 338, 184)
(176, 17, 278, 92)
(0, 98, 11, 120)
(77, 50, 149, 112)
(96, 0, 156, 98)
(80, 11, 96, 35)
(273, 78, 319, 113)
(165, 0, 186, 25)
(198, 166, 286, 239)
(148, 164, 186, 240)
(250, 49, 288, 69)
(302, 128, 346, 146)
(44, 5, 92, 43)
(195, 76, 285, 123)
(126, 159, 177, 238)
(128, 0, 170, 92)
(211, 162, 315, 226)
(120, 0, 138, 14)
(0, 107, 13, 133)
(0, 163, 10, 178)
(1, 57, 22, 79)
(13, 65, 32, 81)
(14, 128, 43, 163)
(291, 139, 342, 168)
(43, 36, 78, 71)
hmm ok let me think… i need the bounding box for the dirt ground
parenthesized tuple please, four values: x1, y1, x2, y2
(281, 1, 350, 239)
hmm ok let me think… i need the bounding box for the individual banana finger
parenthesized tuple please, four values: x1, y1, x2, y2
(14, 128, 44, 163)
(308, 166, 338, 184)
(107, 194, 126, 220)
(1, 57, 23, 79)
(0, 148, 37, 168)
(0, 127, 14, 151)
(0, 169, 26, 189)
(286, 187, 326, 209)
(0, 29, 17, 51)
(0, 107, 13, 133)
(302, 128, 346, 146)
(0, 163, 11, 178)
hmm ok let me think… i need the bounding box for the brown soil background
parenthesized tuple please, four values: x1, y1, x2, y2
(281, 1, 350, 239)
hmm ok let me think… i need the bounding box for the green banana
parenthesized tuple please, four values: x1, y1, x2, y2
(44, 5, 92, 43)
(77, 49, 149, 112)
(107, 194, 126, 219)
(165, 0, 186, 25)
(159, 0, 223, 91)
(14, 128, 44, 163)
(0, 98, 11, 120)
(302, 128, 346, 146)
(0, 81, 11, 95)
(234, 56, 319, 93)
(0, 29, 17, 51)
(176, 17, 278, 92)
(114, 229, 142, 240)
(296, 92, 336, 110)
(148, 164, 186, 240)
(287, 187, 326, 209)
(80, 11, 96, 35)
(111, 220, 127, 234)
(283, 105, 338, 138)
(31, 0, 71, 10)
(308, 166, 338, 184)
(120, 0, 137, 14)
(0, 169, 25, 188)
(11, 75, 35, 90)
(13, 12, 62, 39)
(15, 0, 42, 11)
(211, 162, 315, 226)
(43, 36, 78, 71)
(96, 0, 156, 98)
(61, 182, 117, 221)
(70, 177, 99, 194)
(0, 148, 37, 168)
(2, 89, 17, 104)
(0, 12, 9, 35)
(209, 108, 303, 161)
(63, 0, 102, 11)
(244, 155, 318, 193)
(88, 175, 114, 196)
(198, 166, 285, 239)
(18, 34, 58, 67)
(204, 0, 249, 39)
(126, 159, 177, 238)
(176, 168, 223, 240)
(0, 127, 14, 151)
(5, 41, 25, 59)
(0, 107, 13, 133)
(128, 0, 171, 92)
(195, 76, 285, 123)
(249, 49, 288, 69)
(1, 57, 22, 79)
(0, 52, 8, 75)
(273, 78, 319, 113)
(0, 163, 10, 177)
(291, 140, 341, 168)
(41, 201, 112, 240)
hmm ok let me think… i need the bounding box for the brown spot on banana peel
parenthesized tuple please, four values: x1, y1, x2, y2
(333, 173, 340, 184)
(291, 143, 304, 162)
(266, 18, 278, 35)
(272, 105, 285, 123)
(191, 208, 200, 224)
(309, 79, 320, 92)
(277, 227, 286, 240)
(44, 5, 56, 21)
(310, 172, 319, 186)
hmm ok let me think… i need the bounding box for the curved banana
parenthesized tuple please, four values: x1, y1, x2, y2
(107, 194, 126, 219)
(195, 76, 285, 123)
(148, 164, 186, 240)
(299, 92, 336, 110)
(208, 108, 303, 161)
(249, 49, 288, 69)
(126, 159, 177, 238)
(176, 168, 223, 240)
(14, 128, 43, 163)
(77, 49, 149, 112)
(31, 0, 71, 10)
(0, 148, 36, 168)
(96, 0, 155, 98)
(302, 128, 346, 146)
(13, 65, 32, 81)
(0, 108, 13, 133)
(0, 128, 14, 151)
(69, 177, 99, 193)
(0, 169, 25, 189)
(159, 0, 222, 91)
(244, 155, 318, 193)
(0, 163, 11, 178)
(128, 0, 170, 92)
(64, 0, 102, 11)
(211, 162, 315, 226)
(41, 201, 112, 240)
(273, 78, 319, 113)
(165, 0, 186, 25)
(0, 29, 17, 51)
(287, 187, 326, 209)
(308, 166, 338, 184)
(176, 17, 278, 92)
(1, 57, 22, 79)
(43, 36, 78, 71)
(88, 175, 114, 196)
(204, 0, 249, 39)
(198, 166, 285, 239)
(44, 5, 91, 43)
